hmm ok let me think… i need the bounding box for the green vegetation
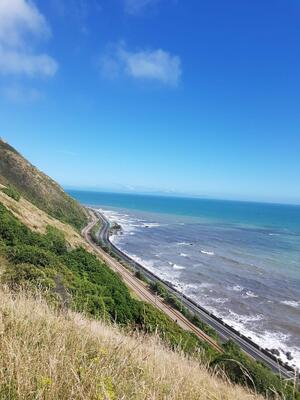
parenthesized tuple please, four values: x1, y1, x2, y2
(212, 341, 300, 400)
(90, 221, 101, 244)
(150, 281, 219, 341)
(135, 270, 149, 283)
(0, 202, 209, 357)
(0, 201, 298, 399)
(0, 139, 87, 229)
(1, 185, 21, 201)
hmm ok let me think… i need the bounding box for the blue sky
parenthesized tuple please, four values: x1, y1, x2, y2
(0, 0, 299, 204)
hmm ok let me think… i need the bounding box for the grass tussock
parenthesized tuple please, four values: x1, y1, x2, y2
(0, 287, 263, 400)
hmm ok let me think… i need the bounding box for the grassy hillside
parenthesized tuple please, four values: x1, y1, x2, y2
(0, 184, 88, 250)
(0, 139, 87, 230)
(0, 202, 299, 399)
(0, 287, 264, 400)
(0, 202, 213, 357)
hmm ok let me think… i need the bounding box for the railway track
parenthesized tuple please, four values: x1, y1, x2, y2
(82, 211, 224, 354)
(85, 209, 297, 379)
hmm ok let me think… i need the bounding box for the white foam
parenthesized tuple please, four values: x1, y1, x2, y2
(141, 222, 162, 228)
(200, 250, 215, 256)
(98, 208, 138, 234)
(280, 300, 300, 309)
(244, 330, 300, 370)
(184, 282, 213, 292)
(128, 254, 155, 271)
(98, 208, 162, 236)
(215, 298, 228, 304)
(177, 242, 191, 246)
(180, 253, 188, 257)
(243, 291, 258, 298)
(225, 310, 264, 325)
(184, 283, 199, 290)
(110, 234, 118, 244)
(173, 264, 185, 270)
(215, 309, 300, 369)
(231, 285, 244, 292)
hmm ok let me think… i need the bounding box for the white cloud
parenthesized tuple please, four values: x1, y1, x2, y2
(100, 44, 181, 86)
(124, 0, 159, 15)
(0, 0, 50, 47)
(0, 47, 58, 76)
(120, 47, 181, 85)
(0, 0, 58, 77)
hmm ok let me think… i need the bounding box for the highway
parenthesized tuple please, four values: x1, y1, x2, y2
(82, 210, 224, 354)
(83, 209, 295, 380)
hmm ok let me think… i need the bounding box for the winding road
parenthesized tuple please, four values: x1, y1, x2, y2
(82, 209, 295, 379)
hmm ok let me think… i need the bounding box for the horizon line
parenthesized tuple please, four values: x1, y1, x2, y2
(64, 186, 300, 208)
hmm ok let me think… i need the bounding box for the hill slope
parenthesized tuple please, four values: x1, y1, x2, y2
(0, 139, 87, 230)
(0, 287, 262, 400)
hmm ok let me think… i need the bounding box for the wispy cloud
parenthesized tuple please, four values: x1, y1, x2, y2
(124, 0, 159, 15)
(0, 48, 57, 77)
(1, 84, 42, 103)
(0, 0, 58, 77)
(50, 0, 102, 34)
(100, 43, 181, 86)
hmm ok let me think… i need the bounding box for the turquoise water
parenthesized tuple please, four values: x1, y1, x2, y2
(69, 190, 300, 232)
(69, 190, 300, 368)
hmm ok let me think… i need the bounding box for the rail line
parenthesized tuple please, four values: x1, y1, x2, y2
(82, 211, 224, 353)
(88, 209, 298, 379)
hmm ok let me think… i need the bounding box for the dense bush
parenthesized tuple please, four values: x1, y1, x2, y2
(1, 186, 20, 201)
(135, 270, 149, 283)
(61, 248, 143, 324)
(2, 263, 55, 290)
(90, 221, 101, 244)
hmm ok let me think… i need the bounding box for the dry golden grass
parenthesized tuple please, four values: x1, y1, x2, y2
(0, 287, 264, 400)
(0, 189, 88, 250)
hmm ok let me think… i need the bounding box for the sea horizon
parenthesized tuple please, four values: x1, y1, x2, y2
(65, 187, 300, 208)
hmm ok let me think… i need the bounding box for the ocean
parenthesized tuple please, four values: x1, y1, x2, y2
(69, 190, 300, 369)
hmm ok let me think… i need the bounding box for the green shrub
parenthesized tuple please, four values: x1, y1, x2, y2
(2, 263, 55, 289)
(7, 245, 58, 268)
(1, 186, 20, 201)
(44, 226, 68, 255)
(135, 270, 149, 283)
(212, 340, 299, 400)
(90, 221, 101, 244)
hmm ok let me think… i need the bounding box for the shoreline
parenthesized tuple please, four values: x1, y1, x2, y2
(92, 206, 298, 377)
(115, 240, 298, 371)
